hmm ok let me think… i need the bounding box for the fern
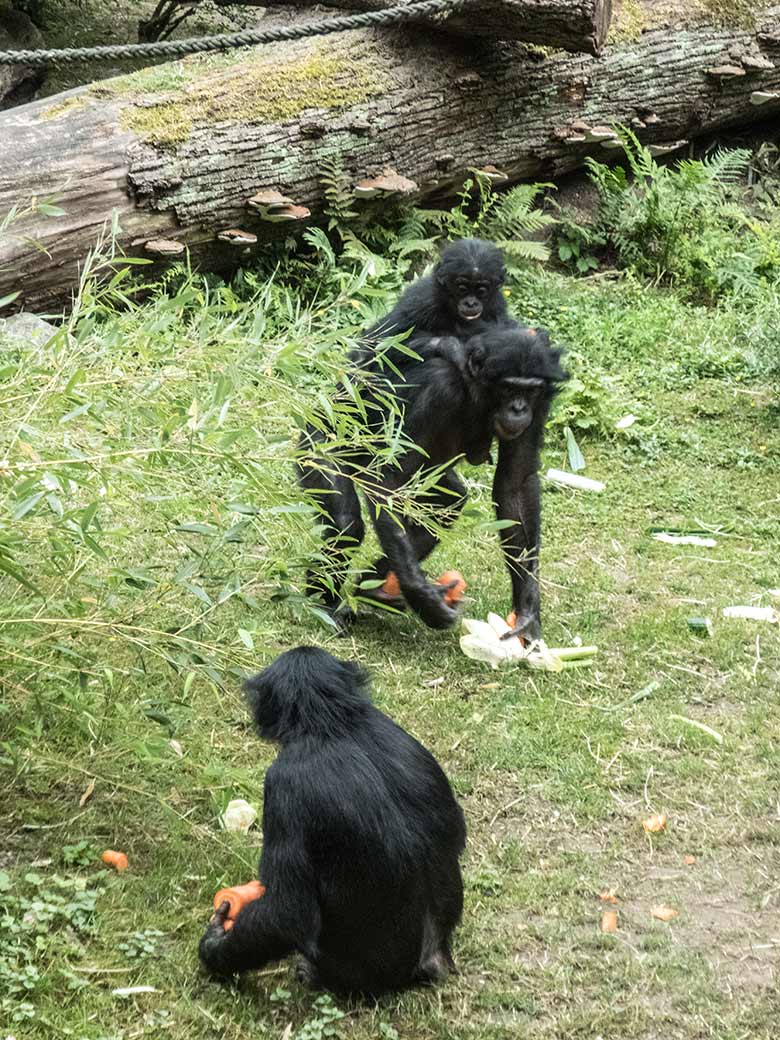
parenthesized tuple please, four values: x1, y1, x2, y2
(319, 155, 358, 233)
(581, 129, 761, 299)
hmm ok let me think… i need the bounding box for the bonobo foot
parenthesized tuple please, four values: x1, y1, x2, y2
(416, 948, 456, 985)
(501, 609, 541, 644)
(295, 957, 322, 989)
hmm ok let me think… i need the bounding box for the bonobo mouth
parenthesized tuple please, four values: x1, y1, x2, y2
(494, 420, 526, 440)
(458, 305, 483, 321)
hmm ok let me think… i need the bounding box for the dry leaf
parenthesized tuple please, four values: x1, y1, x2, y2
(642, 813, 668, 834)
(78, 779, 96, 807)
(652, 905, 678, 922)
(169, 739, 184, 758)
(600, 909, 618, 933)
(683, 854, 697, 866)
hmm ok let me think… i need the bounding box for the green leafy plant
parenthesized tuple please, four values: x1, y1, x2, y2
(116, 928, 165, 960)
(0, 870, 102, 1024)
(554, 211, 604, 275)
(420, 170, 555, 270)
(581, 129, 780, 301)
(296, 994, 345, 1040)
(60, 841, 97, 867)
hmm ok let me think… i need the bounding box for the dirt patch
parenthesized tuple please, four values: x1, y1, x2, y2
(624, 853, 780, 991)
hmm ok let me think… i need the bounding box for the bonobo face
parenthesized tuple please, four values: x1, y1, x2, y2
(434, 238, 506, 324)
(464, 326, 567, 441)
(492, 380, 538, 440)
(448, 273, 493, 322)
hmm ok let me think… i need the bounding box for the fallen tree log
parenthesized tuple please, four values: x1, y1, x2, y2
(260, 0, 613, 52)
(1, 1, 779, 313)
(141, 0, 614, 53)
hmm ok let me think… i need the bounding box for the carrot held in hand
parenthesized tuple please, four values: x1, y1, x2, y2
(438, 570, 466, 605)
(212, 880, 266, 930)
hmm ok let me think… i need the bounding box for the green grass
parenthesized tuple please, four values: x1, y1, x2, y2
(1, 249, 779, 1040)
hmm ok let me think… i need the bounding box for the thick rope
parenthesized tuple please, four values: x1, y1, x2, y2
(0, 0, 467, 66)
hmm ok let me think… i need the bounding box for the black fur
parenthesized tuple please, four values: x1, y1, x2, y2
(365, 238, 508, 351)
(299, 309, 568, 638)
(198, 647, 466, 996)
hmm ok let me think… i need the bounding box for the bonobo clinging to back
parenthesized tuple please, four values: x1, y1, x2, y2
(198, 647, 466, 996)
(363, 237, 508, 357)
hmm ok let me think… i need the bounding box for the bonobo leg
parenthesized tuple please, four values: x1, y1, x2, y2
(298, 457, 365, 622)
(359, 468, 467, 588)
(362, 469, 467, 629)
(415, 856, 463, 982)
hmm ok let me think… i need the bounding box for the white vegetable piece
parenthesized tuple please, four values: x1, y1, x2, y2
(545, 469, 606, 492)
(722, 605, 779, 623)
(459, 633, 507, 669)
(616, 414, 637, 430)
(221, 798, 258, 833)
(653, 533, 717, 548)
(459, 617, 592, 672)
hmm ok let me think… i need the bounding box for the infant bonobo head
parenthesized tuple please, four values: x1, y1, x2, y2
(244, 646, 371, 744)
(434, 238, 506, 324)
(465, 325, 568, 441)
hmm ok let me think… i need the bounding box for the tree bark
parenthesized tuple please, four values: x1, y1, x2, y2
(260, 0, 614, 53)
(1, 2, 779, 313)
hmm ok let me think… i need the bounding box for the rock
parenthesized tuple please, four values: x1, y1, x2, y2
(0, 312, 59, 347)
(0, 9, 46, 109)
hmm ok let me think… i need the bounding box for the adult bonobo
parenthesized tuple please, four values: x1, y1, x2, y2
(299, 317, 568, 642)
(198, 647, 466, 996)
(365, 237, 508, 347)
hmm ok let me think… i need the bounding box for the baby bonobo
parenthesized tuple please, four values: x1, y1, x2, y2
(198, 647, 466, 997)
(299, 319, 567, 641)
(364, 237, 508, 355)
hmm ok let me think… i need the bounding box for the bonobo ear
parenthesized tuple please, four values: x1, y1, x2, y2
(466, 340, 487, 379)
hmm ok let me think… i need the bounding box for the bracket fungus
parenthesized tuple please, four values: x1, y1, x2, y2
(144, 239, 185, 257)
(706, 64, 746, 78)
(353, 168, 418, 199)
(217, 228, 257, 246)
(247, 190, 311, 223)
(751, 90, 780, 105)
(479, 164, 509, 182)
(648, 140, 688, 156)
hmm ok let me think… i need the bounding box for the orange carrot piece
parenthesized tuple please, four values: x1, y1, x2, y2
(101, 850, 129, 871)
(642, 813, 668, 834)
(438, 570, 466, 605)
(381, 572, 401, 598)
(600, 909, 618, 933)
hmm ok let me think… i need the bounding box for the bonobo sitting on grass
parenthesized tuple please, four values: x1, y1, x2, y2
(199, 647, 466, 996)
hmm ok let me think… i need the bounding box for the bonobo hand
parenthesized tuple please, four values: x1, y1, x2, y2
(502, 610, 541, 644)
(403, 580, 460, 630)
(199, 900, 230, 974)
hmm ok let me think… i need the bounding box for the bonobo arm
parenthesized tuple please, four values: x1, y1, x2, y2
(199, 888, 306, 976)
(368, 468, 459, 630)
(199, 777, 321, 976)
(492, 424, 545, 642)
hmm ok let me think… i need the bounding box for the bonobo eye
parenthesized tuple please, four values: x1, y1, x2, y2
(455, 279, 469, 294)
(475, 285, 488, 299)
